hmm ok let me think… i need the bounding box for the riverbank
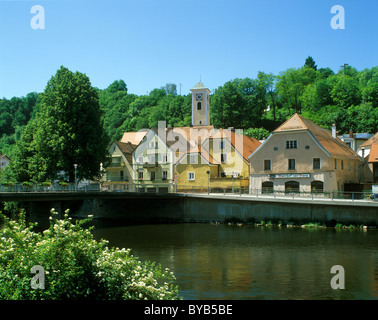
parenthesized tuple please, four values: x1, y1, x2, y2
(220, 217, 377, 230)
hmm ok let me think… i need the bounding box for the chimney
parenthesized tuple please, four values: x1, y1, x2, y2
(349, 130, 353, 138)
(332, 124, 337, 139)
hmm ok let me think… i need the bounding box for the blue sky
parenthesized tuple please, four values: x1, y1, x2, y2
(0, 0, 377, 99)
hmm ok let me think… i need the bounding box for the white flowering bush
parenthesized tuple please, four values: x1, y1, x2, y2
(0, 209, 180, 300)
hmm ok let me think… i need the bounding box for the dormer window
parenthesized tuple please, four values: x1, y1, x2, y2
(286, 140, 297, 149)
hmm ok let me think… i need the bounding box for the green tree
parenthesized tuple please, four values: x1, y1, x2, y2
(304, 56, 317, 71)
(106, 80, 127, 94)
(317, 67, 334, 79)
(329, 75, 361, 108)
(13, 66, 110, 182)
(99, 82, 137, 141)
(301, 79, 333, 112)
(276, 67, 317, 114)
(361, 83, 378, 108)
(244, 127, 270, 140)
(161, 83, 177, 96)
(211, 78, 267, 129)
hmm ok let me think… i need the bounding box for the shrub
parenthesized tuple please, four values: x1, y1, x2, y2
(0, 209, 180, 300)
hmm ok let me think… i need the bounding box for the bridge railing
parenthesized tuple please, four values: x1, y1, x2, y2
(133, 184, 375, 202)
(0, 182, 375, 202)
(247, 189, 373, 201)
(0, 183, 100, 193)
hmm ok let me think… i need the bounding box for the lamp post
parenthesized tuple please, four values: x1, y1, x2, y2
(73, 164, 78, 192)
(207, 170, 210, 194)
(99, 162, 103, 192)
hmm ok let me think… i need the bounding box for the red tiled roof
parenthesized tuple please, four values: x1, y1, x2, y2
(114, 141, 137, 164)
(360, 132, 378, 148)
(368, 143, 378, 163)
(274, 113, 361, 161)
(120, 131, 148, 145)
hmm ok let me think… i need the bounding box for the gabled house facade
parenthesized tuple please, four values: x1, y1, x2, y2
(103, 141, 136, 191)
(358, 132, 378, 184)
(132, 126, 190, 193)
(176, 128, 260, 192)
(249, 114, 362, 194)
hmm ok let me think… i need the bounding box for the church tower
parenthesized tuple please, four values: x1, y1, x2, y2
(190, 81, 211, 126)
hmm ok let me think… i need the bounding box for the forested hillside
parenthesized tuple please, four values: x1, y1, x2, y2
(1, 57, 377, 161)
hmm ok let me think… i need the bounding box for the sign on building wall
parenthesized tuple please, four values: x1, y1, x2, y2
(268, 173, 311, 179)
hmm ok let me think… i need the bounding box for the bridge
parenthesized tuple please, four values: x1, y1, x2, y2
(1, 190, 377, 228)
(0, 191, 175, 202)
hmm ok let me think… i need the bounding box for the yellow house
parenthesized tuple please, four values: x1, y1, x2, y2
(176, 128, 261, 192)
(176, 145, 219, 192)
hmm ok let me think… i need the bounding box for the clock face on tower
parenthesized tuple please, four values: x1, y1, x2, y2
(196, 93, 203, 101)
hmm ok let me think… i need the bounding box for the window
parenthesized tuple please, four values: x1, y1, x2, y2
(188, 172, 195, 181)
(190, 154, 197, 164)
(285, 181, 299, 193)
(150, 171, 155, 181)
(162, 171, 168, 180)
(334, 159, 337, 169)
(197, 102, 202, 110)
(120, 171, 124, 180)
(313, 158, 321, 170)
(264, 159, 271, 171)
(219, 140, 225, 150)
(221, 153, 227, 163)
(138, 156, 144, 164)
(158, 154, 168, 163)
(148, 141, 155, 148)
(148, 154, 155, 163)
(138, 171, 143, 180)
(286, 140, 298, 149)
(288, 159, 296, 170)
(262, 181, 273, 194)
(341, 160, 344, 170)
(311, 181, 324, 193)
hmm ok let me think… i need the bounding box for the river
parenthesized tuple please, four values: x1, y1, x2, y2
(91, 222, 378, 300)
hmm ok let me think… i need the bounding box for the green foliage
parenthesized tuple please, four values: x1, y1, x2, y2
(211, 77, 268, 129)
(244, 127, 270, 140)
(12, 66, 110, 182)
(0, 209, 180, 300)
(304, 56, 317, 71)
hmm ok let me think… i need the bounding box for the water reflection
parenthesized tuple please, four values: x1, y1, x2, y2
(92, 223, 378, 300)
